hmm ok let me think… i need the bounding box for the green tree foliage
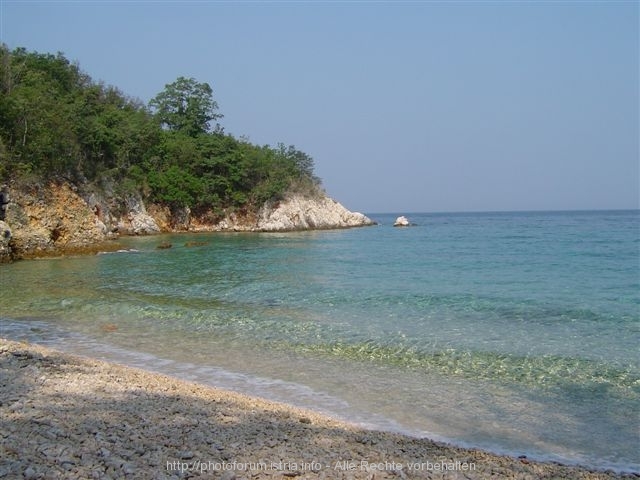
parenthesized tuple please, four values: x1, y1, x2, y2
(149, 76, 222, 137)
(0, 45, 158, 180)
(0, 45, 321, 216)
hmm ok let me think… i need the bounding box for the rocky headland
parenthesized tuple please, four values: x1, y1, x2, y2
(0, 180, 374, 262)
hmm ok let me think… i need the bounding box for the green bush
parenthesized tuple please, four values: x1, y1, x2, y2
(0, 45, 322, 215)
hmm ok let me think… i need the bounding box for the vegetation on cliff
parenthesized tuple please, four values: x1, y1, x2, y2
(0, 45, 321, 217)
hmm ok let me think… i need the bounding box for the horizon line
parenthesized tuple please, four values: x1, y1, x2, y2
(364, 208, 640, 216)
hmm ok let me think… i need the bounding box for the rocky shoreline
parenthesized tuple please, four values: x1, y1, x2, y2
(0, 180, 374, 262)
(1, 338, 635, 480)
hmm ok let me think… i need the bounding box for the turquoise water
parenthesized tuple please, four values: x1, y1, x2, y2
(1, 210, 638, 471)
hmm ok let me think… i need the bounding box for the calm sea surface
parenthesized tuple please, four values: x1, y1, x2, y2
(1, 210, 638, 471)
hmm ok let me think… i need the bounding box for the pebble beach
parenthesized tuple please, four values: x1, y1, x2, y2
(1, 338, 635, 480)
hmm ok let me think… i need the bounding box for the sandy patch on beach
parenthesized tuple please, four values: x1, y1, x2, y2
(0, 338, 634, 479)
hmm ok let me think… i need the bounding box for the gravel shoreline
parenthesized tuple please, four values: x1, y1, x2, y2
(1, 338, 635, 479)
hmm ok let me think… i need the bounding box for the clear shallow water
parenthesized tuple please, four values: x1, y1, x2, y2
(1, 210, 638, 472)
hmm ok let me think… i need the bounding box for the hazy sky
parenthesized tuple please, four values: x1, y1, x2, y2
(1, 1, 638, 213)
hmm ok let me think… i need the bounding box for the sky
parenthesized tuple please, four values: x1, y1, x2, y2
(1, 1, 638, 214)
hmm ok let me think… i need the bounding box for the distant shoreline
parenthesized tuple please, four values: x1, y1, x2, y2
(1, 338, 634, 479)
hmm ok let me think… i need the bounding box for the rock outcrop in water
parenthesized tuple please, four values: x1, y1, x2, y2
(256, 195, 373, 231)
(0, 180, 374, 261)
(393, 216, 410, 227)
(0, 221, 11, 263)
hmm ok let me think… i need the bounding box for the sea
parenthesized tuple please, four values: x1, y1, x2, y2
(1, 210, 638, 472)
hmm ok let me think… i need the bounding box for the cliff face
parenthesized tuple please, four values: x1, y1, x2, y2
(0, 180, 373, 261)
(2, 182, 111, 260)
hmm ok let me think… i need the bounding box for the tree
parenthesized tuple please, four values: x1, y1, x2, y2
(149, 76, 222, 137)
(0, 46, 324, 215)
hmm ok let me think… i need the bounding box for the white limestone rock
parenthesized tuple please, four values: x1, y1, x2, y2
(257, 195, 374, 231)
(125, 195, 160, 235)
(393, 216, 410, 227)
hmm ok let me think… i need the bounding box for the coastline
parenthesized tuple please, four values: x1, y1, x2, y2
(1, 338, 633, 479)
(1, 179, 374, 262)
